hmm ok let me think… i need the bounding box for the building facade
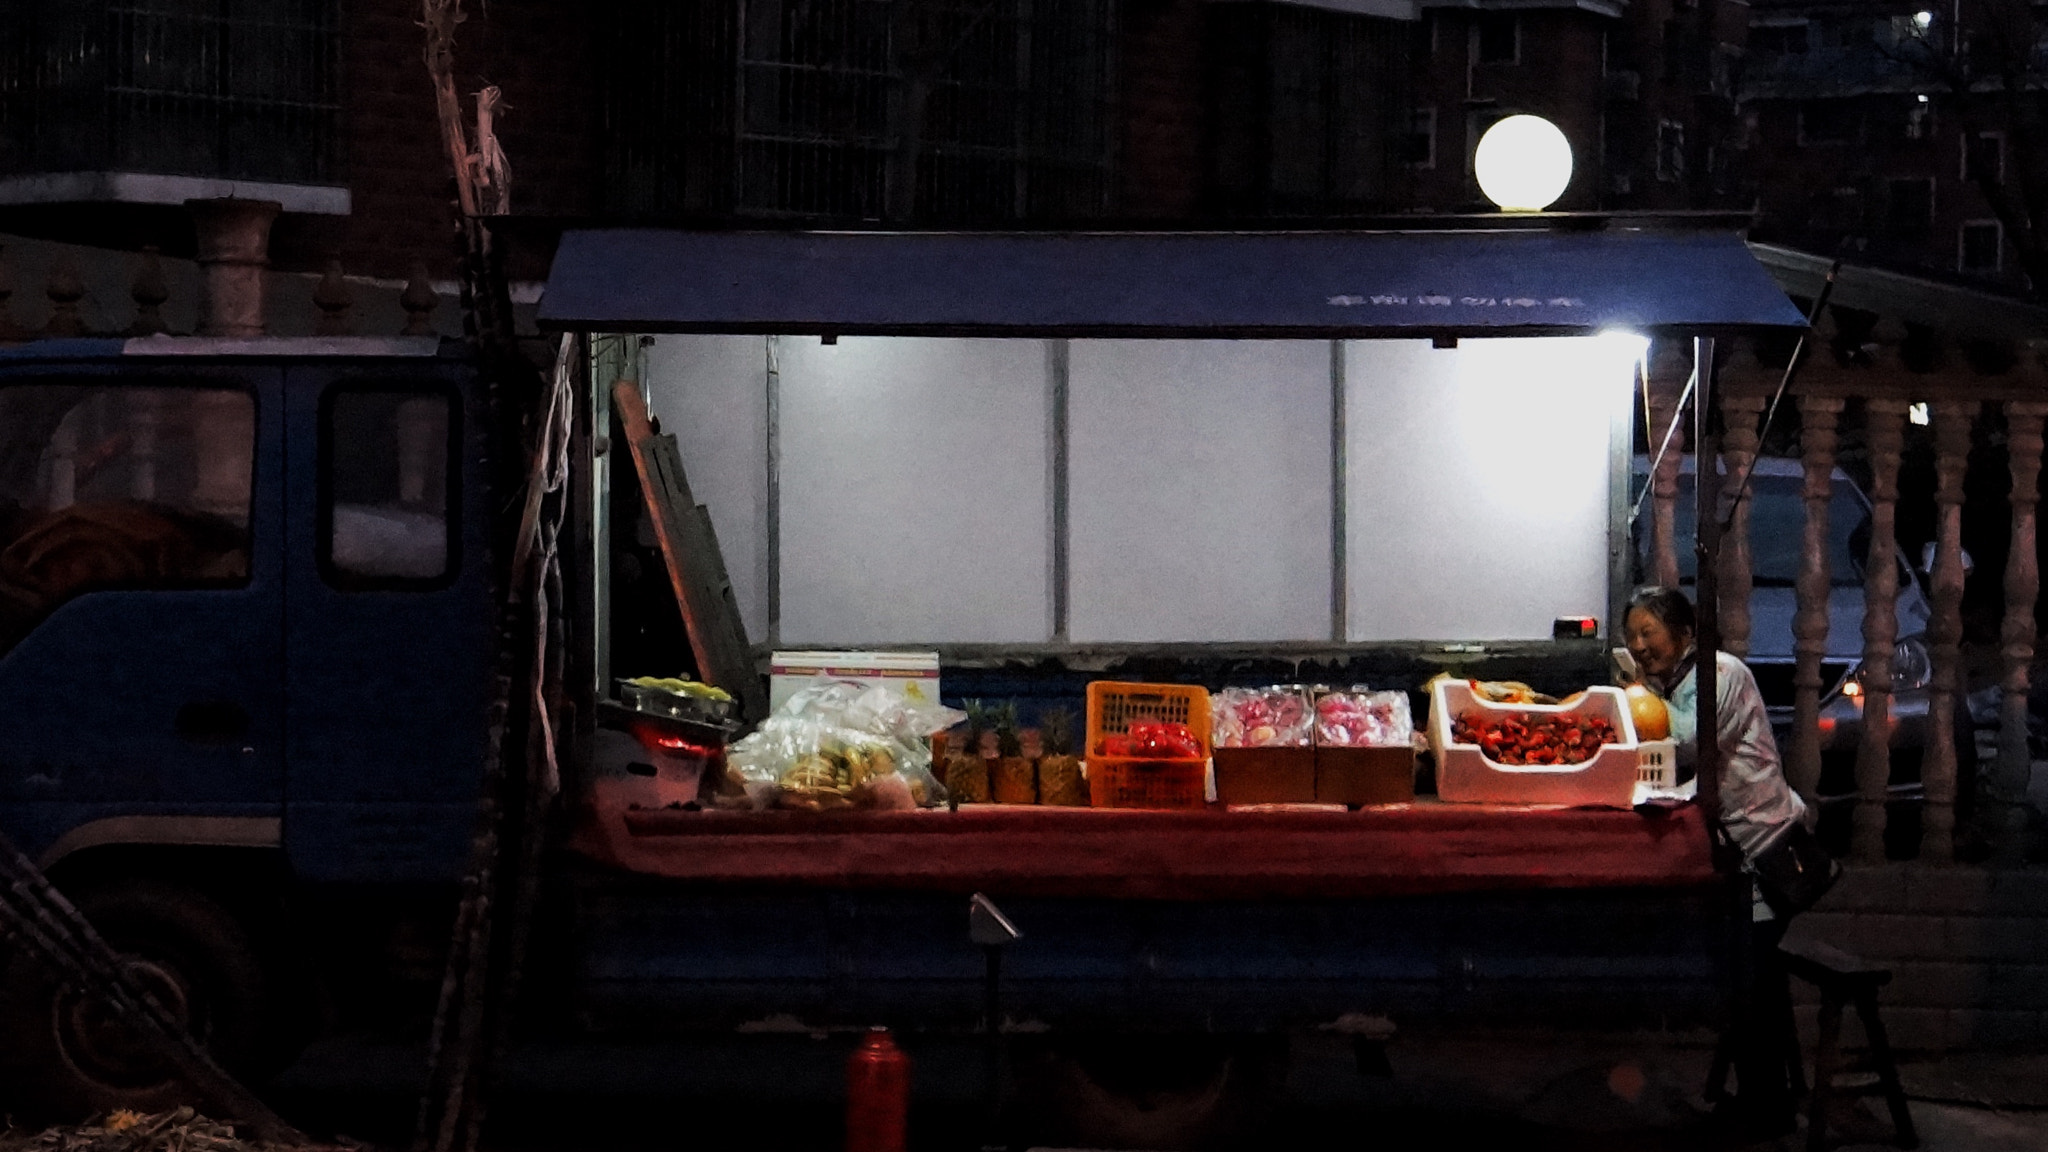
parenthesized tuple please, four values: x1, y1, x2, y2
(0, 0, 1762, 328)
(1738, 0, 2045, 294)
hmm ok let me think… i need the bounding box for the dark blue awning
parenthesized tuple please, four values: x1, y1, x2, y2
(538, 228, 1808, 337)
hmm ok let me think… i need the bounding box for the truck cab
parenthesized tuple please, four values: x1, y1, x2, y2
(0, 337, 494, 1112)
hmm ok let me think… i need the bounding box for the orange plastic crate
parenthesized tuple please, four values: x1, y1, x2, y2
(1084, 681, 1212, 809)
(1087, 757, 1209, 810)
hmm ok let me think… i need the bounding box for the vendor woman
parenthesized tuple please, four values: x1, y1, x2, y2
(1623, 584, 1808, 1133)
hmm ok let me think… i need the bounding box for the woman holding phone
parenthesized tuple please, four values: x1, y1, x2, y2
(1624, 585, 1814, 1135)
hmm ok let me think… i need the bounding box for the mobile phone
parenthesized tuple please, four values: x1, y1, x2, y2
(1612, 647, 1639, 683)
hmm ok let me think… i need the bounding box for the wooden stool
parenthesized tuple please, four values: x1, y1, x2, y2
(1779, 939, 1918, 1152)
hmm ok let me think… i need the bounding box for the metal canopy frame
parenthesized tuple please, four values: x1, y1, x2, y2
(545, 225, 1798, 827)
(537, 226, 1814, 340)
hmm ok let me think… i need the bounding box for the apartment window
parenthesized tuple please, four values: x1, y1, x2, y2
(1475, 14, 1519, 64)
(1904, 99, 1933, 140)
(0, 1, 343, 190)
(602, 0, 1117, 223)
(1751, 22, 1809, 55)
(1964, 132, 2005, 182)
(1799, 101, 1857, 145)
(1656, 121, 1685, 181)
(1887, 178, 1934, 233)
(1960, 221, 2003, 274)
(1403, 108, 1437, 168)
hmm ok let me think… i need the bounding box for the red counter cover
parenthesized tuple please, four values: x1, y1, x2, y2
(572, 783, 1715, 901)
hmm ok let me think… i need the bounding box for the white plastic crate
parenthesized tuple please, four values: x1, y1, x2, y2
(1429, 680, 1657, 809)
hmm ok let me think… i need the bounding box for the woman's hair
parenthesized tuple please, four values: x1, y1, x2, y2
(1627, 585, 1696, 638)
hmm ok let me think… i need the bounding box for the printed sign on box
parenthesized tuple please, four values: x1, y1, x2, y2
(768, 650, 941, 714)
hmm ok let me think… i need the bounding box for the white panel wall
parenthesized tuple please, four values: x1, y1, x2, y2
(1068, 340, 1331, 642)
(1344, 336, 1639, 641)
(643, 335, 771, 643)
(777, 337, 1050, 643)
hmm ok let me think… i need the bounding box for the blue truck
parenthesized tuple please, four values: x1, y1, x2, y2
(0, 225, 1805, 1136)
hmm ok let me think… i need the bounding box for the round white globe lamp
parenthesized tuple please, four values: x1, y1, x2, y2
(1474, 115, 1573, 212)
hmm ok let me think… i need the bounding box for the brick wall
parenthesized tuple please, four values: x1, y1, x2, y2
(271, 0, 598, 283)
(1115, 0, 1205, 218)
(1406, 9, 1610, 212)
(1787, 864, 2048, 1051)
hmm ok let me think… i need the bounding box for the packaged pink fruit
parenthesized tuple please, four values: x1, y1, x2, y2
(1314, 688, 1413, 748)
(1211, 686, 1313, 748)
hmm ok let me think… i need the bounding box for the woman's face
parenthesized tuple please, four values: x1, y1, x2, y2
(1624, 606, 1692, 680)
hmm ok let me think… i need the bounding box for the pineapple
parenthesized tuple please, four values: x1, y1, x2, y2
(945, 699, 992, 807)
(992, 701, 1036, 804)
(1036, 707, 1087, 807)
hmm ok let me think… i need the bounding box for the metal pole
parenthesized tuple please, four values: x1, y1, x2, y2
(983, 945, 1004, 1151)
(1693, 335, 1722, 822)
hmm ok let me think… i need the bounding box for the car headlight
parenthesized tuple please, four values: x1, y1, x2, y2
(1851, 634, 1932, 694)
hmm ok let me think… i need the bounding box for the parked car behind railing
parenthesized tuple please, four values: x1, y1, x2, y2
(1631, 455, 1955, 794)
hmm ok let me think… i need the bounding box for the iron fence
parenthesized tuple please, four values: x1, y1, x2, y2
(602, 0, 1114, 224)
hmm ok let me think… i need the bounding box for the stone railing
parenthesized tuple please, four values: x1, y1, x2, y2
(1643, 320, 2048, 867)
(0, 239, 444, 343)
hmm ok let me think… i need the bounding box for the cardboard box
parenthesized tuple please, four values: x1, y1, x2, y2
(768, 650, 941, 713)
(1214, 747, 1317, 805)
(1314, 746, 1416, 806)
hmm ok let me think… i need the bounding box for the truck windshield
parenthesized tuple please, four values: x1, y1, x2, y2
(0, 383, 253, 656)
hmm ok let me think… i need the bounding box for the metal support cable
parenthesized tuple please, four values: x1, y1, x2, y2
(1719, 261, 1841, 533)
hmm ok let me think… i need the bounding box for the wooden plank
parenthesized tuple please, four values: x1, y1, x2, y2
(612, 380, 764, 721)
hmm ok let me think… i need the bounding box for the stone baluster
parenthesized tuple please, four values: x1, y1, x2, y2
(1646, 339, 1690, 590)
(45, 257, 85, 337)
(1717, 386, 1766, 657)
(128, 246, 169, 336)
(49, 418, 77, 508)
(1923, 397, 1975, 863)
(401, 264, 440, 337)
(1788, 394, 1845, 803)
(0, 245, 24, 341)
(1996, 388, 2048, 862)
(1853, 396, 1910, 862)
(129, 390, 160, 501)
(189, 392, 256, 527)
(313, 259, 356, 336)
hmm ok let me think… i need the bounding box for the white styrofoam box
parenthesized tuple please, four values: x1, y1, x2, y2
(769, 650, 942, 714)
(1429, 680, 1643, 809)
(1635, 740, 1677, 789)
(1630, 741, 1694, 806)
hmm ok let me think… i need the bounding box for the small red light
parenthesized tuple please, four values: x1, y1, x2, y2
(653, 734, 720, 757)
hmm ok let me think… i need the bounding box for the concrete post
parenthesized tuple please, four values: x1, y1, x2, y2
(186, 198, 281, 338)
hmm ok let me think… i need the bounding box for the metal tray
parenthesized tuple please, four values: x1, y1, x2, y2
(617, 680, 735, 727)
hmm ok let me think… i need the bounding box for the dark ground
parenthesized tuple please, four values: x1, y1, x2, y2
(262, 1026, 2048, 1152)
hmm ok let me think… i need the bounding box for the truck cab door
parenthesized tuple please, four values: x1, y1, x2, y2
(281, 362, 493, 883)
(0, 365, 286, 864)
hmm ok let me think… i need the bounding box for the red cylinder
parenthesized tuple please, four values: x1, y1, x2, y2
(845, 1026, 910, 1152)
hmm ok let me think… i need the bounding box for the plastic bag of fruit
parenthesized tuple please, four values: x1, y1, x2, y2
(719, 683, 962, 810)
(1212, 686, 1313, 748)
(1314, 687, 1414, 748)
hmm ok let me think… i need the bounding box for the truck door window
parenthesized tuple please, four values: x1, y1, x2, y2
(323, 389, 454, 587)
(0, 384, 254, 655)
